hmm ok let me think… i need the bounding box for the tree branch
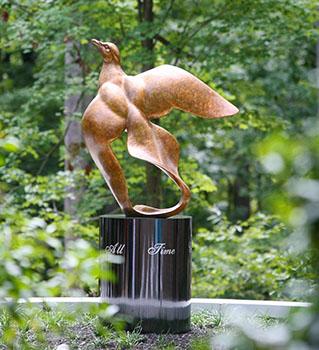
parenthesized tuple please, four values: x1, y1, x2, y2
(137, 0, 143, 22)
(37, 122, 71, 175)
(154, 34, 195, 60)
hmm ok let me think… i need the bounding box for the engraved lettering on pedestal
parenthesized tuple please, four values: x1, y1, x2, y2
(105, 242, 125, 255)
(148, 243, 176, 255)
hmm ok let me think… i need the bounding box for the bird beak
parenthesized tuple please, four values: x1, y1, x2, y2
(91, 39, 102, 48)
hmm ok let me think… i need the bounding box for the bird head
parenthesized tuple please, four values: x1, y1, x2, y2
(91, 39, 120, 64)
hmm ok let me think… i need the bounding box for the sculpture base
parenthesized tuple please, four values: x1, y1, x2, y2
(100, 215, 192, 333)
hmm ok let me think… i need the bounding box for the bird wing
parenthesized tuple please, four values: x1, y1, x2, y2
(124, 65, 238, 217)
(135, 65, 238, 119)
(127, 106, 180, 179)
(126, 107, 190, 217)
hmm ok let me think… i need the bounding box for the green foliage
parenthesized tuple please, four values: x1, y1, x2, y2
(0, 3, 317, 348)
(0, 1, 317, 349)
(0, 208, 112, 298)
(0, 308, 123, 349)
(155, 334, 177, 349)
(116, 326, 145, 349)
(191, 310, 223, 329)
(192, 213, 315, 300)
(1, 0, 316, 222)
(208, 125, 319, 347)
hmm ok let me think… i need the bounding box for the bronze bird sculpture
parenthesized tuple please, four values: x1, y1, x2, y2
(82, 40, 238, 218)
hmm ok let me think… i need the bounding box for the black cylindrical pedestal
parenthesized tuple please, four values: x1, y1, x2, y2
(100, 215, 192, 333)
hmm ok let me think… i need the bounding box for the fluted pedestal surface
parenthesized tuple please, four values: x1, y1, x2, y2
(100, 215, 192, 333)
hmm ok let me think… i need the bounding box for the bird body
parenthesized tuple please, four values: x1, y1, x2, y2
(82, 40, 238, 217)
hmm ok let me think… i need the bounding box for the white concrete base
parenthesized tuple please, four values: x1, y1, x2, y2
(192, 298, 310, 318)
(0, 297, 310, 318)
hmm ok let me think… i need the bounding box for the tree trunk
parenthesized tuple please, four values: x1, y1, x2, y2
(312, 37, 319, 333)
(138, 0, 163, 208)
(64, 39, 89, 219)
(228, 162, 251, 222)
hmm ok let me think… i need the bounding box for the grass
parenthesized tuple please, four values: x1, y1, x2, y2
(0, 307, 287, 349)
(117, 326, 145, 349)
(0, 308, 139, 349)
(191, 310, 223, 329)
(155, 333, 177, 349)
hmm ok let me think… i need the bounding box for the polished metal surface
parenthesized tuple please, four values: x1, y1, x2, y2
(100, 215, 192, 333)
(82, 40, 238, 217)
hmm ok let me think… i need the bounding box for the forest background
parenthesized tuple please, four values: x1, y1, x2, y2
(0, 0, 318, 301)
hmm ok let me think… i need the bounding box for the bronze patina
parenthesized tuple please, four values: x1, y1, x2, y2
(82, 40, 238, 217)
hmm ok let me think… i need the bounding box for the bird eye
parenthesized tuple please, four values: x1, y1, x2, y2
(103, 44, 111, 52)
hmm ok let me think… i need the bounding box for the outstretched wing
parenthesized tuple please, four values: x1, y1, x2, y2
(135, 64, 238, 119)
(126, 106, 190, 217)
(123, 65, 238, 217)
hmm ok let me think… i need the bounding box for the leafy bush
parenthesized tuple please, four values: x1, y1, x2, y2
(209, 124, 319, 348)
(192, 213, 315, 300)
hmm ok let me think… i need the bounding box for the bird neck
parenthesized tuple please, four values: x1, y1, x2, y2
(99, 62, 125, 86)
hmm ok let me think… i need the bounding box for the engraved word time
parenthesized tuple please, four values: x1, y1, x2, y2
(147, 243, 175, 256)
